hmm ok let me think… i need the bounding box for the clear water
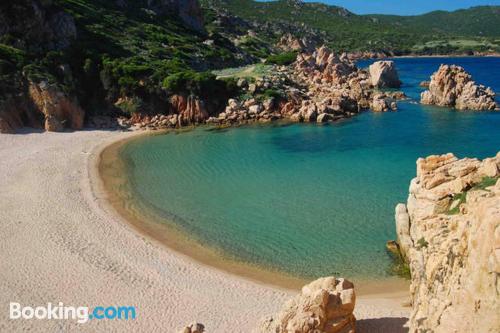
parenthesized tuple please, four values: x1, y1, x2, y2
(120, 57, 500, 280)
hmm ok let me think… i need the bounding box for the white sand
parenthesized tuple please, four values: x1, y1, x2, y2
(0, 129, 410, 332)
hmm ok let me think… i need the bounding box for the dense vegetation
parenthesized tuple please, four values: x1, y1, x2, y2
(266, 51, 298, 66)
(0, 0, 244, 116)
(204, 0, 500, 54)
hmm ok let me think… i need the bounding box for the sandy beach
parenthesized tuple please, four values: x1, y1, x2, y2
(0, 129, 410, 332)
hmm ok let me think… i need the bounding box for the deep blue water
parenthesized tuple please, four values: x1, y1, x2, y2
(120, 57, 500, 280)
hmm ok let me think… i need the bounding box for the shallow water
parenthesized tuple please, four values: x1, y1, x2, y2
(119, 57, 500, 280)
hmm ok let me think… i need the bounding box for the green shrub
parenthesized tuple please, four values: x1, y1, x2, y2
(472, 176, 499, 191)
(262, 88, 284, 99)
(163, 70, 239, 99)
(162, 70, 198, 93)
(386, 241, 411, 279)
(265, 51, 298, 66)
(447, 192, 467, 215)
(115, 96, 143, 114)
(417, 237, 429, 249)
(0, 44, 25, 67)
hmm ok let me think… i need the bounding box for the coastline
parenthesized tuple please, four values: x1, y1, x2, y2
(383, 53, 500, 59)
(0, 129, 410, 332)
(96, 129, 410, 296)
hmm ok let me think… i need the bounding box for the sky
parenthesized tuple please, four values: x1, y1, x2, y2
(299, 0, 500, 15)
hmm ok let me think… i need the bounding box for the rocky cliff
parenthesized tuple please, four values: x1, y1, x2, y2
(28, 81, 85, 131)
(0, 80, 84, 133)
(0, 0, 76, 52)
(121, 0, 205, 32)
(395, 153, 500, 332)
(421, 65, 497, 111)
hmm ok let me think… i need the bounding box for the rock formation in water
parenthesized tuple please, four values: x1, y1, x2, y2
(395, 153, 500, 332)
(369, 61, 401, 88)
(420, 65, 497, 111)
(292, 47, 404, 116)
(125, 46, 407, 130)
(259, 276, 356, 333)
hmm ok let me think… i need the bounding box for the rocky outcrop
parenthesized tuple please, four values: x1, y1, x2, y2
(0, 82, 84, 133)
(294, 46, 359, 85)
(420, 65, 497, 111)
(169, 94, 209, 125)
(124, 46, 407, 131)
(369, 61, 401, 88)
(346, 51, 391, 60)
(28, 81, 85, 131)
(260, 277, 356, 333)
(0, 97, 43, 134)
(143, 0, 204, 32)
(276, 33, 316, 52)
(395, 153, 500, 332)
(294, 47, 405, 116)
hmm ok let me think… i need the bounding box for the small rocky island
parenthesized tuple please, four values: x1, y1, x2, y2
(421, 64, 498, 111)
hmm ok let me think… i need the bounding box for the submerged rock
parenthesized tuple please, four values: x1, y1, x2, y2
(420, 64, 497, 111)
(259, 276, 356, 333)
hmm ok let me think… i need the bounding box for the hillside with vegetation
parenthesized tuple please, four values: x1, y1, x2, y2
(0, 0, 250, 123)
(203, 0, 500, 55)
(1, 0, 499, 133)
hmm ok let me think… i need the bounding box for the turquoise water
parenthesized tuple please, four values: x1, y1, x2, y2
(121, 57, 500, 280)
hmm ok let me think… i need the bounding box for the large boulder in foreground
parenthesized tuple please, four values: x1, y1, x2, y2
(395, 152, 500, 332)
(421, 64, 497, 111)
(260, 277, 356, 333)
(369, 61, 401, 88)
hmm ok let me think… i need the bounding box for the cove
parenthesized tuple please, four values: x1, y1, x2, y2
(106, 57, 500, 284)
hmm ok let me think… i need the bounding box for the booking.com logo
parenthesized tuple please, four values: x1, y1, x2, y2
(9, 302, 136, 323)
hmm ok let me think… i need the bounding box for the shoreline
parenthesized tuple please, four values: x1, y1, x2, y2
(0, 129, 410, 331)
(95, 129, 410, 296)
(372, 53, 500, 60)
(390, 53, 500, 59)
